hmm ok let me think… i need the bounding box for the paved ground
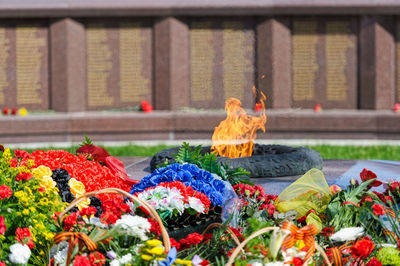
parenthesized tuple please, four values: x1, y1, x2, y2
(122, 157, 400, 195)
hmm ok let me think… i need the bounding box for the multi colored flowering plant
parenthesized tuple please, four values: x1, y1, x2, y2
(0, 148, 66, 265)
(130, 163, 226, 207)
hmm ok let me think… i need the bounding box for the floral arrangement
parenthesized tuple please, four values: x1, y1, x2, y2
(0, 148, 65, 265)
(135, 181, 211, 219)
(130, 163, 226, 207)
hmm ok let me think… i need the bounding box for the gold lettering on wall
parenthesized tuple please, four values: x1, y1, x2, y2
(87, 25, 114, 107)
(190, 22, 214, 101)
(16, 26, 44, 105)
(119, 23, 149, 102)
(223, 21, 252, 100)
(292, 21, 318, 101)
(326, 22, 354, 101)
(0, 28, 9, 104)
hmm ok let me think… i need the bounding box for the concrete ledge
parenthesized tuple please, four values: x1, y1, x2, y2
(1, 0, 400, 17)
(0, 110, 399, 144)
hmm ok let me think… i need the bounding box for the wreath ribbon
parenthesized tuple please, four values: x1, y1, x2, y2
(281, 221, 319, 262)
(54, 232, 98, 265)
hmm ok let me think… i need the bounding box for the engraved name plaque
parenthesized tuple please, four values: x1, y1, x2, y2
(292, 18, 357, 109)
(86, 20, 152, 110)
(189, 19, 255, 109)
(0, 22, 48, 110)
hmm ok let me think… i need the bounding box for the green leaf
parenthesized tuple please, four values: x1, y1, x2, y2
(80, 135, 93, 146)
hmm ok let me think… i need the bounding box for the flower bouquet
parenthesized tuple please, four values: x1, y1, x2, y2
(130, 163, 227, 237)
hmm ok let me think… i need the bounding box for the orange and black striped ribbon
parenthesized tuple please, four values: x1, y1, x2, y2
(54, 232, 98, 251)
(281, 221, 319, 263)
(328, 241, 354, 266)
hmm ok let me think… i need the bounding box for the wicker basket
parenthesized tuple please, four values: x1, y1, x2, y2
(226, 226, 332, 266)
(58, 187, 171, 251)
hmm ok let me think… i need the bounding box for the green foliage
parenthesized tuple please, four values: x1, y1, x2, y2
(80, 135, 93, 146)
(172, 142, 252, 184)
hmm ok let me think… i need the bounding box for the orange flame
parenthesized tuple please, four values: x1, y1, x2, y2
(211, 86, 267, 158)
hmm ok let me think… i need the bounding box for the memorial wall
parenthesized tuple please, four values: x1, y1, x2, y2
(0, 13, 397, 112)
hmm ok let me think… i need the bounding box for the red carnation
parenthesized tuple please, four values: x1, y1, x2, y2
(360, 169, 382, 188)
(140, 100, 153, 112)
(200, 260, 210, 266)
(15, 227, 35, 249)
(0, 184, 12, 199)
(15, 172, 33, 181)
(372, 204, 386, 216)
(89, 251, 106, 266)
(14, 149, 29, 158)
(64, 212, 78, 231)
(79, 207, 97, 217)
(73, 255, 90, 266)
(170, 237, 181, 251)
(366, 257, 382, 266)
(351, 236, 375, 258)
(179, 233, 204, 250)
(388, 182, 400, 193)
(0, 261, 5, 266)
(254, 103, 262, 112)
(100, 211, 118, 225)
(148, 218, 161, 235)
(0, 216, 6, 235)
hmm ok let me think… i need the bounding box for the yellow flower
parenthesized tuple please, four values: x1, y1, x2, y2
(18, 107, 28, 116)
(26, 159, 35, 168)
(141, 254, 153, 261)
(32, 166, 52, 179)
(2, 148, 12, 162)
(76, 198, 90, 210)
(147, 246, 164, 256)
(22, 209, 30, 215)
(146, 239, 163, 247)
(68, 178, 86, 196)
(174, 259, 192, 266)
(14, 190, 26, 198)
(39, 175, 57, 191)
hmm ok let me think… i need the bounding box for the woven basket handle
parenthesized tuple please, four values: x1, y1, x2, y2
(58, 187, 171, 251)
(226, 226, 332, 266)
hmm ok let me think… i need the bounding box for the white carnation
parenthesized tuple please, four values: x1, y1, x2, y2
(188, 197, 205, 213)
(110, 253, 133, 266)
(265, 262, 285, 266)
(330, 227, 364, 242)
(114, 215, 151, 240)
(9, 243, 31, 264)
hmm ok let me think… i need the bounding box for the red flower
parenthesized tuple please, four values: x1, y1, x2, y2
(3, 107, 9, 115)
(170, 237, 180, 250)
(100, 211, 118, 225)
(361, 196, 373, 205)
(321, 226, 335, 237)
(79, 207, 97, 217)
(351, 236, 375, 258)
(76, 144, 110, 163)
(141, 100, 153, 112)
(372, 204, 386, 216)
(0, 261, 5, 266)
(89, 251, 106, 266)
(179, 233, 204, 250)
(14, 149, 29, 159)
(200, 260, 210, 266)
(73, 255, 90, 266)
(254, 103, 262, 112)
(366, 257, 382, 266)
(0, 216, 6, 235)
(148, 218, 161, 235)
(388, 182, 400, 194)
(15, 227, 35, 249)
(15, 172, 33, 181)
(64, 212, 78, 231)
(292, 257, 304, 266)
(360, 169, 382, 188)
(0, 184, 12, 199)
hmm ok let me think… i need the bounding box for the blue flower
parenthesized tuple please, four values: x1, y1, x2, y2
(211, 179, 226, 193)
(158, 247, 177, 266)
(196, 169, 213, 182)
